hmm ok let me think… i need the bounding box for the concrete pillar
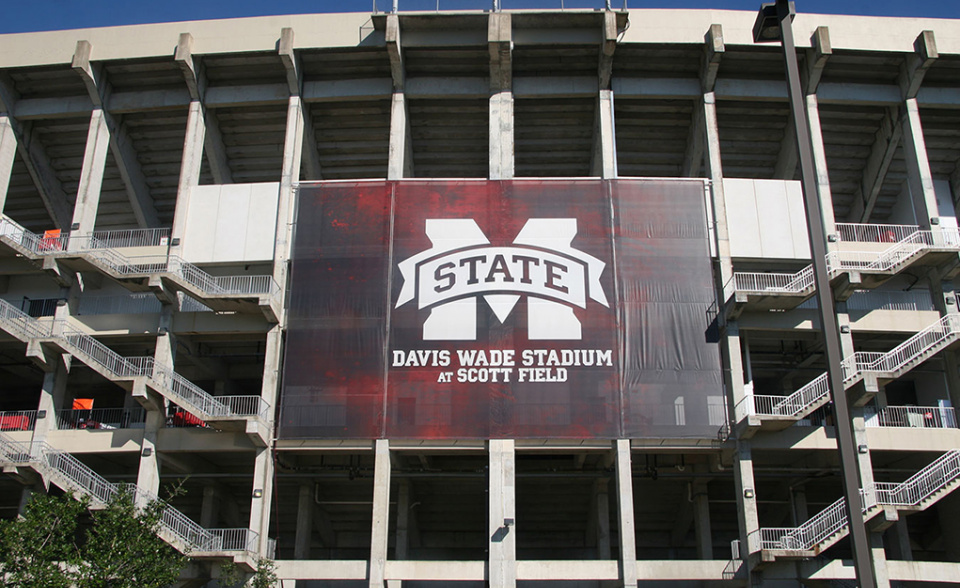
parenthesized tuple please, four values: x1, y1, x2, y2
(724, 321, 749, 422)
(733, 442, 761, 556)
(702, 92, 734, 295)
(17, 485, 37, 517)
(295, 483, 313, 560)
(871, 533, 893, 588)
(395, 479, 411, 560)
(369, 439, 392, 588)
(32, 362, 68, 439)
(0, 114, 17, 213)
(593, 89, 617, 179)
(170, 100, 205, 248)
(693, 482, 713, 560)
(887, 520, 913, 561)
(615, 440, 638, 588)
(200, 485, 218, 528)
(68, 108, 110, 247)
(247, 446, 275, 554)
(489, 439, 517, 588)
(595, 479, 612, 560)
(272, 96, 306, 309)
(901, 98, 940, 230)
(791, 486, 809, 525)
(260, 325, 283, 413)
(805, 95, 838, 240)
(388, 93, 413, 180)
(927, 272, 960, 407)
(489, 91, 514, 180)
(135, 408, 164, 501)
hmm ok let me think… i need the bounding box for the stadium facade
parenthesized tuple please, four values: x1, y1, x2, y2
(0, 4, 959, 587)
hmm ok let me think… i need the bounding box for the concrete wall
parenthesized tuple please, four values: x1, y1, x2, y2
(182, 183, 279, 265)
(723, 178, 811, 260)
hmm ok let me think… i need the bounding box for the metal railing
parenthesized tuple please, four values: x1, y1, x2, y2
(56, 407, 146, 430)
(0, 216, 69, 255)
(84, 228, 170, 249)
(836, 223, 920, 243)
(215, 395, 273, 420)
(874, 451, 960, 508)
(178, 292, 213, 313)
(760, 488, 874, 551)
(0, 410, 38, 431)
(57, 322, 146, 380)
(0, 297, 53, 341)
(167, 255, 278, 297)
(761, 451, 960, 553)
(744, 315, 960, 422)
(734, 226, 960, 296)
(0, 431, 258, 554)
(843, 289, 935, 312)
(865, 405, 957, 429)
(77, 294, 162, 316)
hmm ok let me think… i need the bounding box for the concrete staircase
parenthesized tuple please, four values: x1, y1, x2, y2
(738, 314, 960, 430)
(0, 298, 270, 435)
(0, 216, 279, 319)
(0, 430, 257, 556)
(759, 451, 960, 560)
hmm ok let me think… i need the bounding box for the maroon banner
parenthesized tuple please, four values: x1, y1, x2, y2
(280, 179, 722, 440)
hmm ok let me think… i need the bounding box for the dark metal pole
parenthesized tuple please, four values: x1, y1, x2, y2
(774, 1, 877, 586)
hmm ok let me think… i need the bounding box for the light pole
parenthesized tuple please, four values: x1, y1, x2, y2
(753, 1, 877, 586)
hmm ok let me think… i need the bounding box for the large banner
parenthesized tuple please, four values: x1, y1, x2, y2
(279, 180, 723, 439)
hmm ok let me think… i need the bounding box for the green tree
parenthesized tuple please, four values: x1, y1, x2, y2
(219, 557, 277, 588)
(77, 487, 186, 588)
(0, 492, 85, 588)
(0, 488, 186, 588)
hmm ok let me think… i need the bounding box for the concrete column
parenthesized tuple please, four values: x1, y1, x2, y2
(135, 408, 164, 502)
(791, 486, 809, 525)
(595, 479, 612, 560)
(593, 89, 617, 179)
(614, 440, 638, 588)
(32, 362, 68, 439)
(395, 479, 411, 560)
(295, 483, 314, 560)
(887, 520, 913, 561)
(489, 91, 514, 180)
(200, 485, 218, 528)
(369, 439, 392, 588)
(940, 492, 960, 561)
(170, 100, 205, 248)
(853, 411, 892, 586)
(0, 114, 17, 213)
(489, 439, 517, 588)
(805, 95, 838, 240)
(260, 325, 283, 411)
(68, 108, 110, 247)
(724, 321, 749, 422)
(702, 92, 734, 295)
(693, 482, 713, 560)
(272, 96, 306, 309)
(901, 98, 940, 229)
(388, 93, 413, 180)
(247, 446, 275, 554)
(733, 442, 761, 556)
(926, 272, 960, 407)
(871, 533, 893, 588)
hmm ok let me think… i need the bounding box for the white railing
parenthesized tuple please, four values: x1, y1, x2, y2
(0, 216, 276, 299)
(56, 407, 146, 430)
(0, 432, 257, 554)
(745, 315, 960, 422)
(836, 223, 920, 244)
(77, 294, 162, 316)
(178, 292, 213, 313)
(843, 289, 935, 312)
(761, 451, 960, 553)
(215, 395, 273, 421)
(84, 227, 170, 249)
(734, 226, 960, 296)
(57, 322, 147, 380)
(0, 410, 37, 431)
(865, 405, 957, 429)
(0, 297, 53, 340)
(874, 450, 960, 507)
(760, 488, 874, 551)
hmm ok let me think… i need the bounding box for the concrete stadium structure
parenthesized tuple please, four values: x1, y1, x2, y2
(1, 5, 960, 587)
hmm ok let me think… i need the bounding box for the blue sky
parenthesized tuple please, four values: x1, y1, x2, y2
(2, 0, 957, 34)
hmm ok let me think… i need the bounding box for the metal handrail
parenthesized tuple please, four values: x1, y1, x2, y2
(0, 410, 38, 431)
(0, 297, 53, 341)
(56, 407, 146, 430)
(836, 223, 920, 243)
(0, 432, 258, 554)
(761, 451, 960, 552)
(745, 315, 960, 421)
(84, 227, 170, 249)
(865, 405, 957, 429)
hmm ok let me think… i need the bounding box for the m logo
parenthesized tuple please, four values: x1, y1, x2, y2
(396, 218, 609, 340)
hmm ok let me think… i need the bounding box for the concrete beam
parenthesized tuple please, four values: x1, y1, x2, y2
(701, 25, 723, 93)
(489, 439, 517, 588)
(369, 439, 392, 588)
(615, 440, 638, 588)
(901, 97, 940, 229)
(386, 15, 405, 91)
(175, 32, 232, 185)
(590, 89, 617, 178)
(70, 109, 110, 238)
(488, 13, 514, 181)
(387, 93, 413, 180)
(0, 76, 73, 229)
(295, 483, 313, 560)
(848, 106, 901, 223)
(488, 12, 512, 93)
(900, 31, 937, 100)
(72, 41, 105, 108)
(279, 27, 322, 182)
(597, 11, 617, 90)
(0, 115, 17, 213)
